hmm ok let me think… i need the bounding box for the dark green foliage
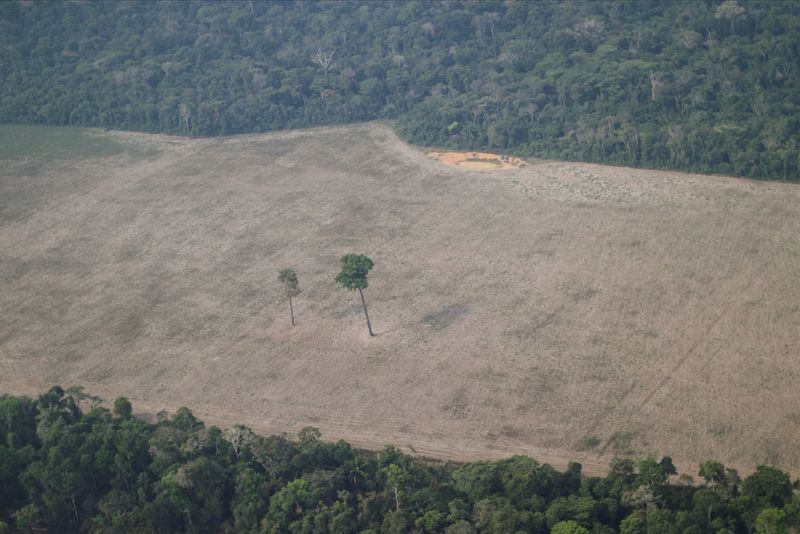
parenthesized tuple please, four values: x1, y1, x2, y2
(112, 396, 132, 419)
(0, 444, 33, 520)
(335, 254, 374, 292)
(743, 465, 793, 508)
(336, 253, 376, 336)
(0, 394, 38, 449)
(278, 268, 301, 298)
(1, 1, 799, 180)
(552, 520, 590, 534)
(1, 388, 799, 532)
(231, 466, 270, 532)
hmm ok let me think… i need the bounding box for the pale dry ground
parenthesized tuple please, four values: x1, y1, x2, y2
(2, 123, 799, 477)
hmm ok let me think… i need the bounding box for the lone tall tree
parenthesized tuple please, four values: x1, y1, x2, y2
(278, 268, 301, 326)
(335, 254, 375, 336)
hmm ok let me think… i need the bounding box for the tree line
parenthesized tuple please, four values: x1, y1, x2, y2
(0, 386, 797, 533)
(1, 1, 799, 180)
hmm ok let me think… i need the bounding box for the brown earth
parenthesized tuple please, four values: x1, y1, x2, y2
(428, 151, 528, 170)
(1, 123, 799, 478)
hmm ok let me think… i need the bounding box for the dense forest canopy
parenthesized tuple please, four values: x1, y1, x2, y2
(1, 0, 800, 180)
(1, 387, 800, 533)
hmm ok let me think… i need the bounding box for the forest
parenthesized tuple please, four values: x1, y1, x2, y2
(0, 387, 798, 533)
(1, 0, 800, 180)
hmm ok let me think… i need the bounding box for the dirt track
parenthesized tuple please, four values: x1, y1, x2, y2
(1, 123, 799, 477)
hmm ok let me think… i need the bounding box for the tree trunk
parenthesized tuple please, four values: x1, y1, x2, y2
(184, 508, 194, 533)
(358, 287, 374, 336)
(289, 296, 295, 326)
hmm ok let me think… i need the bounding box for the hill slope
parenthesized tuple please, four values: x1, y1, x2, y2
(1, 123, 799, 474)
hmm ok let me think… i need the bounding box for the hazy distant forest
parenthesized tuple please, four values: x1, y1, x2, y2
(1, 0, 800, 180)
(2, 388, 799, 534)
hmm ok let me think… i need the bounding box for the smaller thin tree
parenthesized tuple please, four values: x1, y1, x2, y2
(335, 254, 375, 336)
(278, 268, 301, 326)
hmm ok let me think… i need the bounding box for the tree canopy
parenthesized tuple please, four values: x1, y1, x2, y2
(335, 254, 374, 291)
(278, 268, 301, 299)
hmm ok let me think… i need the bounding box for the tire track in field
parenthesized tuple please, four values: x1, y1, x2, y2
(584, 211, 752, 447)
(630, 189, 792, 418)
(629, 209, 761, 416)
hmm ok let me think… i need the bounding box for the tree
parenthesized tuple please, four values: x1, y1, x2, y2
(552, 520, 590, 534)
(698, 460, 726, 488)
(635, 455, 669, 491)
(714, 0, 745, 34)
(231, 467, 269, 532)
(224, 424, 254, 460)
(545, 496, 598, 530)
(278, 268, 301, 326)
(382, 464, 409, 511)
(297, 426, 321, 445)
(754, 507, 787, 534)
(335, 254, 375, 336)
(267, 478, 312, 524)
(742, 465, 792, 508)
(113, 397, 132, 419)
(0, 394, 37, 448)
(620, 512, 645, 534)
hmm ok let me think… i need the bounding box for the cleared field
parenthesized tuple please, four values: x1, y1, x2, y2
(1, 123, 799, 476)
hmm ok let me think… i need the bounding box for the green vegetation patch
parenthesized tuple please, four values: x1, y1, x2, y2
(0, 124, 127, 160)
(605, 430, 638, 455)
(575, 435, 601, 451)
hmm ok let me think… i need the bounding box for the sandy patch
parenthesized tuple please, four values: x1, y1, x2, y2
(429, 151, 528, 170)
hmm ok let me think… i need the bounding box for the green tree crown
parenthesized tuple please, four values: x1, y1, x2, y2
(335, 254, 374, 291)
(278, 268, 301, 298)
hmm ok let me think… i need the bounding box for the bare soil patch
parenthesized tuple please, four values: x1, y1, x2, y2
(2, 123, 799, 477)
(429, 150, 528, 170)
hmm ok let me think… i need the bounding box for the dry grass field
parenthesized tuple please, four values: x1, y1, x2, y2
(1, 123, 799, 476)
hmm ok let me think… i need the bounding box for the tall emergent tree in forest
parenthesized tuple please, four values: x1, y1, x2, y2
(335, 254, 375, 337)
(278, 268, 301, 326)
